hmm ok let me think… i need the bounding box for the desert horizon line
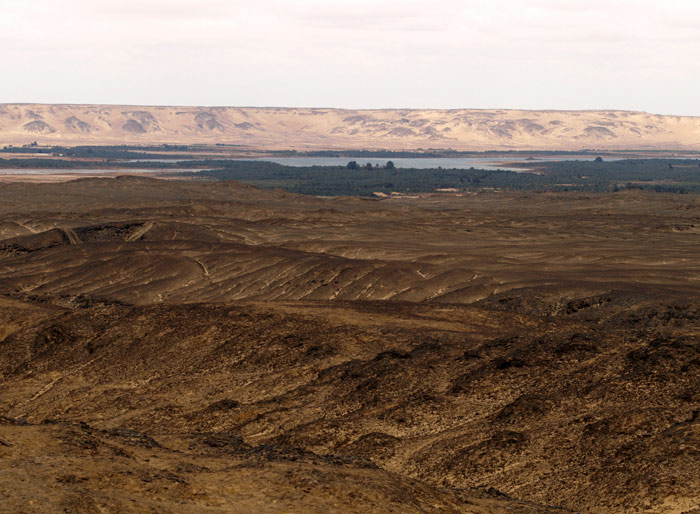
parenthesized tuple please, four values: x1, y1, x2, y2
(3, 102, 700, 118)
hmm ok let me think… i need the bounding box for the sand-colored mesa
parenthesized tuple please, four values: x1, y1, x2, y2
(2, 103, 700, 150)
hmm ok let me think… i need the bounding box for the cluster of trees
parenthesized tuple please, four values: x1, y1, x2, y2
(1, 144, 52, 154)
(346, 161, 395, 170)
(0, 144, 195, 159)
(175, 158, 700, 196)
(2, 148, 699, 196)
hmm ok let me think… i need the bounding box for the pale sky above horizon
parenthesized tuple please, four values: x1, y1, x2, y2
(2, 0, 699, 115)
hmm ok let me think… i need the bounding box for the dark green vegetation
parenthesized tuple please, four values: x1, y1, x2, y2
(3, 143, 700, 159)
(0, 157, 209, 169)
(1, 144, 191, 154)
(177, 159, 700, 196)
(2, 144, 700, 195)
(521, 159, 700, 194)
(176, 162, 518, 195)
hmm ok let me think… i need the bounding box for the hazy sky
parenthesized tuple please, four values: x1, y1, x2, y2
(2, 0, 699, 114)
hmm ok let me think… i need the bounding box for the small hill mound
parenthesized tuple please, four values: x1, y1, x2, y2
(63, 116, 92, 132)
(22, 120, 56, 134)
(121, 119, 146, 133)
(194, 112, 223, 131)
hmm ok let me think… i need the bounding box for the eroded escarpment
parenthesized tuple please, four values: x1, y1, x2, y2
(2, 103, 700, 150)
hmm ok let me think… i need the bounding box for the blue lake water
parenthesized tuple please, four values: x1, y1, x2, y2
(2, 156, 620, 175)
(128, 155, 616, 172)
(245, 157, 526, 171)
(231, 156, 622, 172)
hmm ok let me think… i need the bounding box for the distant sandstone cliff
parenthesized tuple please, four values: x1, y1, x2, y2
(1, 103, 699, 150)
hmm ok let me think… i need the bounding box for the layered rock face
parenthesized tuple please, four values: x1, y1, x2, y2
(2, 103, 699, 149)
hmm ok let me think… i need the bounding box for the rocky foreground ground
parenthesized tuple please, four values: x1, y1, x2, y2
(1, 177, 699, 512)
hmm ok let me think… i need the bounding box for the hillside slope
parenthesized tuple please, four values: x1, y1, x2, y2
(2, 178, 700, 512)
(2, 104, 700, 150)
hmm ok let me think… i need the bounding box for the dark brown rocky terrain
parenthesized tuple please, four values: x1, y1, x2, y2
(1, 176, 699, 513)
